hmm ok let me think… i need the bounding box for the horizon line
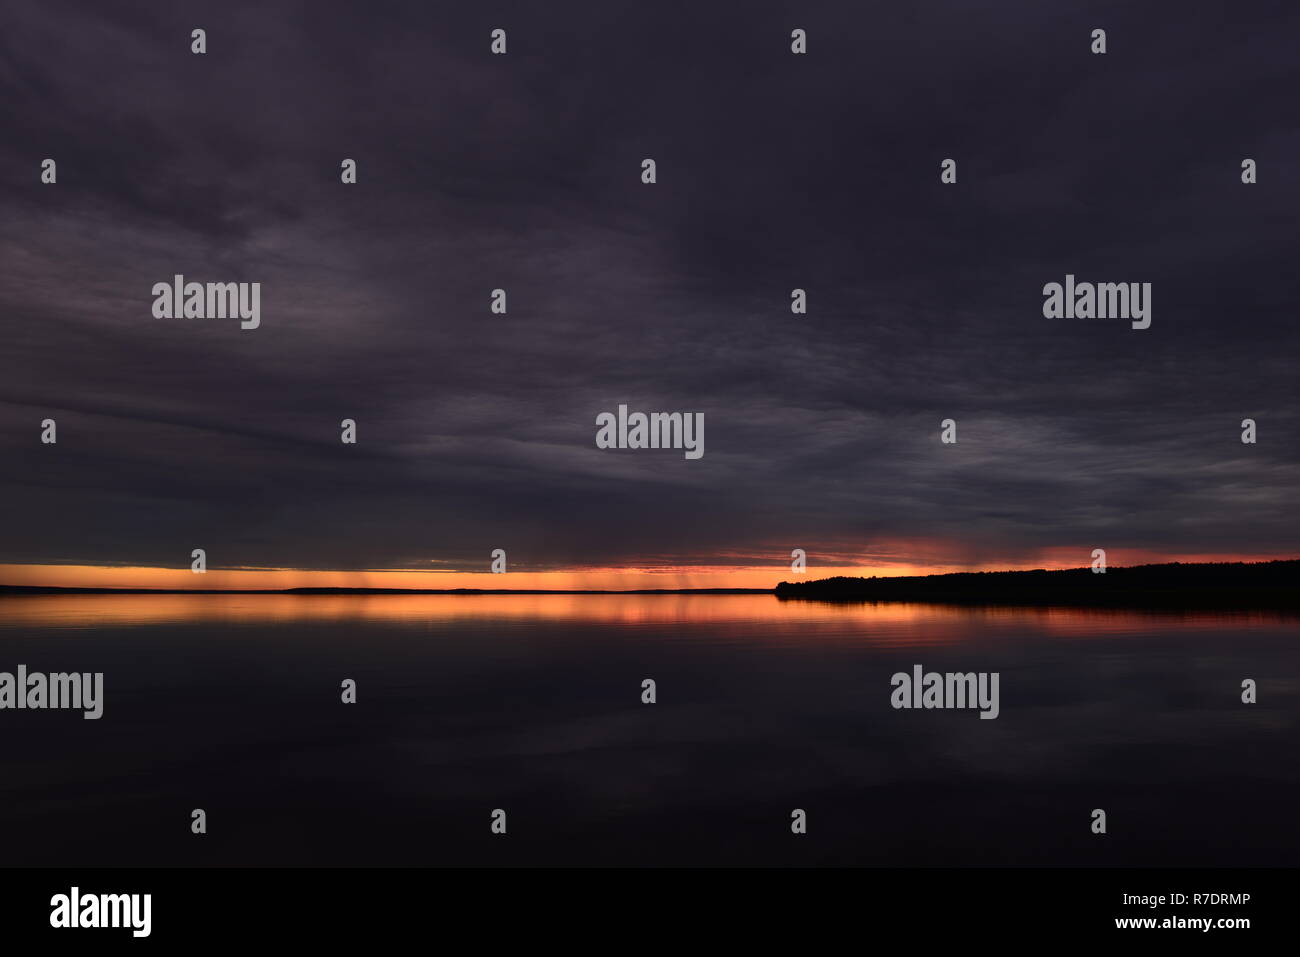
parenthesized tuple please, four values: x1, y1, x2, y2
(3, 557, 1295, 595)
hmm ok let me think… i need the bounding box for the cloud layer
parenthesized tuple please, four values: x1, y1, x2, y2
(1, 0, 1296, 574)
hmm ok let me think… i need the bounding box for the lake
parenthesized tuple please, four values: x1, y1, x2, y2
(1, 593, 1295, 866)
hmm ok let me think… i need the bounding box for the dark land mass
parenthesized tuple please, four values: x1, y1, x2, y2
(775, 560, 1300, 610)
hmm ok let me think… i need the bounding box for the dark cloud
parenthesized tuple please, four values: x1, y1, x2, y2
(1, 0, 1296, 572)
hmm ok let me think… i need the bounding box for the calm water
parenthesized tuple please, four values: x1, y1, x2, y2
(0, 594, 1295, 867)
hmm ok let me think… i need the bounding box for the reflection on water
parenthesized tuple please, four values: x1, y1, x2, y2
(2, 592, 1292, 636)
(0, 594, 1296, 866)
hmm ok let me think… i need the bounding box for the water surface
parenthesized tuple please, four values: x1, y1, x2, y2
(1, 594, 1294, 866)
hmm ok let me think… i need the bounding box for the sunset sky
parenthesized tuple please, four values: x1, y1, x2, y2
(2, 1, 1297, 590)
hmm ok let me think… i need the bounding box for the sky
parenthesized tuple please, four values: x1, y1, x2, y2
(1, 0, 1297, 589)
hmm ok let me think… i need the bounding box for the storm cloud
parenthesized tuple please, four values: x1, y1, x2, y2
(1, 0, 1296, 573)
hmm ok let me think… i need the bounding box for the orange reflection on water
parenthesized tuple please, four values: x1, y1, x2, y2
(0, 593, 934, 628)
(0, 593, 1286, 645)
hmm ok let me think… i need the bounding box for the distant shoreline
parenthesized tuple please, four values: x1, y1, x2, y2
(775, 559, 1300, 609)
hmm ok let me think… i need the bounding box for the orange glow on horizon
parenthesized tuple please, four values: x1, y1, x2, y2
(0, 548, 1291, 592)
(0, 562, 909, 591)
